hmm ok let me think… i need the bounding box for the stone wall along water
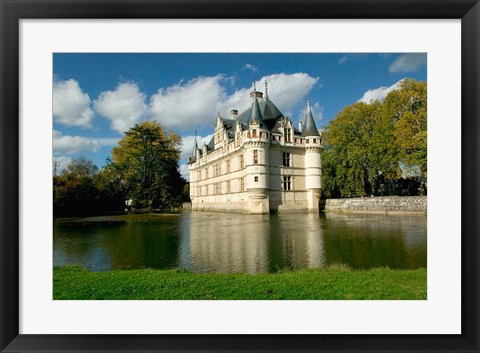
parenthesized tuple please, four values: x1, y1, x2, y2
(323, 196, 427, 214)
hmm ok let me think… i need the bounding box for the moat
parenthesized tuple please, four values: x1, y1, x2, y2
(53, 212, 427, 274)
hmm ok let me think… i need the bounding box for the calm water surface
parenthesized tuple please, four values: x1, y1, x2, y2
(53, 212, 427, 273)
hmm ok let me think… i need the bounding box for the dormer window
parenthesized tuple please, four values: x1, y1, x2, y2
(285, 128, 291, 142)
(252, 129, 257, 138)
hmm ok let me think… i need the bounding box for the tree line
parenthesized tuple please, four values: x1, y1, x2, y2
(321, 78, 427, 198)
(53, 121, 189, 217)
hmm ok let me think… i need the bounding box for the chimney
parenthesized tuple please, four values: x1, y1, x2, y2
(231, 109, 238, 119)
(249, 91, 264, 100)
(299, 121, 303, 132)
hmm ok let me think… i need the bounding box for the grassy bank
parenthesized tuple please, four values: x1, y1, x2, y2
(54, 265, 426, 300)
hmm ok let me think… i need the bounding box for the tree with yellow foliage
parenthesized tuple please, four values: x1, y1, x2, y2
(384, 79, 427, 194)
(322, 78, 427, 198)
(109, 121, 185, 208)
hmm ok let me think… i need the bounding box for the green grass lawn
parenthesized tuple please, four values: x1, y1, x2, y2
(53, 265, 427, 300)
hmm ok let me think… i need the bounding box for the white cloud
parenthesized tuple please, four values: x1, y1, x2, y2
(149, 72, 319, 132)
(389, 53, 427, 73)
(53, 79, 94, 128)
(243, 63, 258, 72)
(260, 73, 319, 116)
(298, 101, 324, 125)
(94, 82, 147, 133)
(358, 79, 404, 104)
(149, 75, 225, 131)
(53, 130, 119, 155)
(180, 134, 214, 161)
(219, 73, 319, 118)
(179, 164, 190, 181)
(52, 156, 72, 175)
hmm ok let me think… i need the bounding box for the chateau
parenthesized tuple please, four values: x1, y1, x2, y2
(188, 82, 322, 214)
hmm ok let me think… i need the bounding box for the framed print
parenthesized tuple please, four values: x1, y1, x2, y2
(1, 0, 479, 352)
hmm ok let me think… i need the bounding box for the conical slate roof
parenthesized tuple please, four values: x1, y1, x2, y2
(235, 94, 284, 130)
(303, 97, 319, 136)
(249, 90, 264, 125)
(190, 134, 198, 162)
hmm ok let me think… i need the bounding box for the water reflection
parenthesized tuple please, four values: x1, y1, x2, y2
(184, 213, 270, 273)
(268, 213, 326, 271)
(53, 212, 427, 273)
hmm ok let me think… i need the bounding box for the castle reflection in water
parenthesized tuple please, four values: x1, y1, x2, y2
(53, 212, 427, 273)
(179, 212, 326, 274)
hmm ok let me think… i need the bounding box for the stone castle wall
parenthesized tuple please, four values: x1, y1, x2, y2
(322, 196, 427, 214)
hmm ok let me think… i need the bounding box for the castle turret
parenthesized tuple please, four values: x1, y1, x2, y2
(188, 132, 199, 208)
(303, 94, 322, 210)
(244, 82, 270, 214)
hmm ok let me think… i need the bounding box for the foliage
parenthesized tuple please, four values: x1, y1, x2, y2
(109, 121, 186, 209)
(53, 156, 125, 217)
(63, 156, 98, 178)
(182, 183, 191, 202)
(322, 78, 427, 197)
(53, 122, 186, 217)
(54, 265, 427, 300)
(384, 79, 427, 193)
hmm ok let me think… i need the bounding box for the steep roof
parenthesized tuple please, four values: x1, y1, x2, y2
(189, 134, 198, 162)
(235, 95, 284, 131)
(303, 97, 320, 136)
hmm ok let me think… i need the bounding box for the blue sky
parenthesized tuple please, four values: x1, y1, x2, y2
(53, 53, 427, 179)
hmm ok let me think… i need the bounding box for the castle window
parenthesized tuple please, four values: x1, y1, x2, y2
(285, 128, 292, 142)
(253, 150, 258, 164)
(306, 139, 309, 143)
(282, 176, 292, 191)
(313, 138, 317, 143)
(240, 154, 244, 169)
(254, 176, 258, 182)
(226, 180, 231, 193)
(240, 178, 245, 192)
(283, 152, 291, 167)
(226, 159, 230, 174)
(215, 183, 221, 194)
(252, 129, 257, 138)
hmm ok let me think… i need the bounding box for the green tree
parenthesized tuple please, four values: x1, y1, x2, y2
(322, 101, 400, 198)
(108, 121, 184, 209)
(94, 165, 126, 212)
(54, 157, 100, 216)
(63, 156, 98, 177)
(321, 78, 427, 198)
(53, 157, 127, 217)
(384, 79, 427, 194)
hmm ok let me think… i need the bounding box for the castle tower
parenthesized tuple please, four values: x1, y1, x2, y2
(303, 94, 322, 211)
(188, 133, 198, 209)
(244, 83, 270, 214)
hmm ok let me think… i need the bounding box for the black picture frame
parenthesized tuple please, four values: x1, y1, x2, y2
(1, 1, 479, 352)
